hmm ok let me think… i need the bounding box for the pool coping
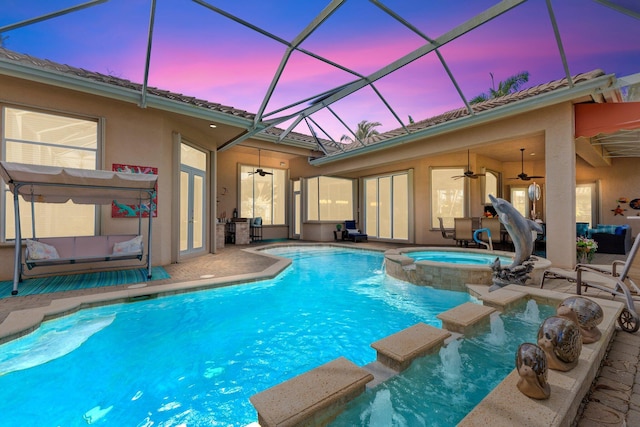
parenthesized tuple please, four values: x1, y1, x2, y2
(462, 284, 623, 427)
(0, 243, 623, 427)
(0, 243, 381, 343)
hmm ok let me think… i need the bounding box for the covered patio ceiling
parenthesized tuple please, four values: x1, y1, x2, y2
(1, 0, 639, 160)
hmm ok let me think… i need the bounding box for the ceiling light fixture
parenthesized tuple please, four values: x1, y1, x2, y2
(209, 123, 217, 128)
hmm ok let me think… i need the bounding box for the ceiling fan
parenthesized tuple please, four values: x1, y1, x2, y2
(249, 149, 273, 177)
(509, 148, 544, 181)
(452, 150, 486, 180)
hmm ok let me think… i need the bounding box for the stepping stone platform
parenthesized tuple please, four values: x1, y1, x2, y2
(371, 322, 451, 372)
(250, 357, 373, 427)
(437, 302, 496, 334)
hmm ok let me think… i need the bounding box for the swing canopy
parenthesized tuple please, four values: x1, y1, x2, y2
(0, 161, 157, 205)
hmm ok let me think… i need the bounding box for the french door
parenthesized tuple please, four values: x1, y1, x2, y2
(180, 144, 207, 255)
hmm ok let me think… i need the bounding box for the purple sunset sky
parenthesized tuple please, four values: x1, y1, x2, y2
(2, 0, 639, 138)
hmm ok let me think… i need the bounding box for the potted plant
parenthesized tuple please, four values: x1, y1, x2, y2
(576, 236, 598, 264)
(336, 224, 342, 232)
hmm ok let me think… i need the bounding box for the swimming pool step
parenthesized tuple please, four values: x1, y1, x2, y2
(370, 322, 451, 372)
(249, 356, 373, 427)
(437, 302, 496, 335)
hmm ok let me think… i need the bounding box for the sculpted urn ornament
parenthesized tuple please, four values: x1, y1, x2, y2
(556, 296, 604, 344)
(537, 316, 583, 371)
(516, 342, 551, 400)
(488, 195, 543, 291)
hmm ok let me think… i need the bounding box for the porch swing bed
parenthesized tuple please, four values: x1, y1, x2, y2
(0, 161, 157, 295)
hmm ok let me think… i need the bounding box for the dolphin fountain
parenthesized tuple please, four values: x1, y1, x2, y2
(488, 195, 543, 291)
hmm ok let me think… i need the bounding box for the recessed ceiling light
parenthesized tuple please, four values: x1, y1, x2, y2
(209, 123, 217, 128)
(529, 152, 536, 156)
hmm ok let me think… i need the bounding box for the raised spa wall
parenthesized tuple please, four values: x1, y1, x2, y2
(384, 247, 552, 291)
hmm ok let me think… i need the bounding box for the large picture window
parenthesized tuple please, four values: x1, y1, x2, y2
(239, 165, 286, 225)
(431, 167, 465, 229)
(305, 176, 353, 221)
(2, 107, 99, 240)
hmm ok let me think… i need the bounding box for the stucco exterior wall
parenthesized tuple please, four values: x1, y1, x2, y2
(0, 74, 221, 280)
(0, 72, 636, 280)
(577, 157, 640, 237)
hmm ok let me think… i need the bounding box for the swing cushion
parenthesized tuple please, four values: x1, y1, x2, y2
(112, 235, 143, 255)
(25, 239, 60, 260)
(24, 234, 143, 270)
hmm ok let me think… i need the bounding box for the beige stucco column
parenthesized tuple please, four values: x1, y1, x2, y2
(545, 103, 576, 268)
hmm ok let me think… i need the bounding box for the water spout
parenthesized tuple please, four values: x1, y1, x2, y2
(368, 389, 394, 426)
(440, 339, 462, 382)
(486, 314, 506, 346)
(523, 299, 540, 323)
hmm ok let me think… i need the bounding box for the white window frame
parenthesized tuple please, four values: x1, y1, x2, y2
(431, 167, 466, 229)
(305, 176, 355, 222)
(1, 105, 101, 241)
(238, 164, 287, 225)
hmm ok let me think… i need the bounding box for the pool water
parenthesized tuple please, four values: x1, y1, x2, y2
(0, 247, 475, 426)
(331, 303, 555, 426)
(407, 250, 513, 265)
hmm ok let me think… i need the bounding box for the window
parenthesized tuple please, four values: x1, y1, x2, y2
(576, 183, 597, 226)
(431, 168, 465, 229)
(2, 107, 99, 240)
(239, 165, 286, 225)
(305, 176, 353, 221)
(509, 186, 529, 218)
(364, 171, 409, 240)
(482, 170, 501, 204)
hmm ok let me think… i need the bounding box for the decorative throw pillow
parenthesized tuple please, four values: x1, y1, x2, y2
(112, 235, 143, 255)
(26, 239, 60, 260)
(596, 224, 618, 234)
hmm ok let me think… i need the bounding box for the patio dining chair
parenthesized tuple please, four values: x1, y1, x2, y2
(438, 217, 454, 241)
(453, 218, 474, 247)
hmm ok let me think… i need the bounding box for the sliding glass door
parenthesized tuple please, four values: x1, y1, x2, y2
(364, 172, 409, 240)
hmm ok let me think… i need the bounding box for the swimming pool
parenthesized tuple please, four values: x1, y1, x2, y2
(0, 246, 475, 426)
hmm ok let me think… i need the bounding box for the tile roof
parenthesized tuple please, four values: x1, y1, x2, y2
(0, 48, 607, 157)
(333, 69, 606, 154)
(0, 47, 258, 120)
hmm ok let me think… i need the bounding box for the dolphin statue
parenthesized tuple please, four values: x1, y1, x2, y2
(489, 195, 543, 269)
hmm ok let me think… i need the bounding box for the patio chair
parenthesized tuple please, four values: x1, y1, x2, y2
(344, 220, 368, 242)
(479, 217, 502, 249)
(438, 217, 454, 241)
(453, 218, 474, 247)
(540, 235, 640, 333)
(250, 217, 263, 242)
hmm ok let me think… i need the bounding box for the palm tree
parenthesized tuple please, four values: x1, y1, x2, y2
(340, 120, 382, 144)
(470, 71, 530, 104)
